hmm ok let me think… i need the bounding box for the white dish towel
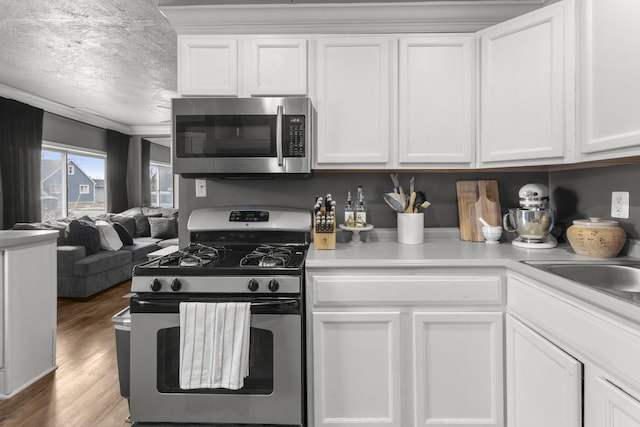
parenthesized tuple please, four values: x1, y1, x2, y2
(179, 302, 251, 390)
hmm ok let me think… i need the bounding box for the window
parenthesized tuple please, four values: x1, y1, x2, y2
(150, 163, 173, 208)
(41, 146, 106, 220)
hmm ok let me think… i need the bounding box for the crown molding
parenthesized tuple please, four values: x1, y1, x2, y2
(160, 1, 544, 34)
(0, 84, 171, 137)
(130, 125, 172, 137)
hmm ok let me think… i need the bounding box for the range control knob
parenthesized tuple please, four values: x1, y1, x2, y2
(247, 279, 259, 292)
(268, 279, 280, 292)
(150, 279, 162, 292)
(170, 278, 182, 292)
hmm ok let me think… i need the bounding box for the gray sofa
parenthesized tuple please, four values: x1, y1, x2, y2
(14, 206, 178, 299)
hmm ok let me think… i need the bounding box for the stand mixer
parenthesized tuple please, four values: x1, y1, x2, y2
(503, 183, 557, 249)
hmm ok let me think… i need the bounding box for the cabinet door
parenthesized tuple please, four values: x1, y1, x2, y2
(579, 0, 640, 158)
(585, 369, 640, 427)
(413, 312, 503, 427)
(3, 241, 57, 396)
(398, 36, 475, 168)
(249, 38, 307, 96)
(315, 37, 392, 167)
(478, 1, 575, 167)
(312, 312, 402, 427)
(178, 36, 238, 96)
(506, 314, 582, 427)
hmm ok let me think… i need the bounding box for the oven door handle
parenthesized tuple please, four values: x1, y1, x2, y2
(276, 104, 284, 167)
(132, 298, 300, 313)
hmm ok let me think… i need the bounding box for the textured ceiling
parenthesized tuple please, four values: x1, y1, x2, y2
(0, 0, 177, 128)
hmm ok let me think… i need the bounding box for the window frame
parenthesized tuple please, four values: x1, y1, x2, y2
(150, 161, 174, 208)
(42, 142, 107, 218)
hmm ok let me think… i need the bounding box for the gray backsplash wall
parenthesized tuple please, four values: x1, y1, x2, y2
(549, 161, 640, 239)
(178, 171, 547, 244)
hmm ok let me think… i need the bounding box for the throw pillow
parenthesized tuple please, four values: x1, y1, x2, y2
(111, 214, 136, 237)
(134, 214, 153, 237)
(67, 219, 101, 255)
(112, 222, 134, 246)
(95, 220, 123, 251)
(148, 217, 178, 239)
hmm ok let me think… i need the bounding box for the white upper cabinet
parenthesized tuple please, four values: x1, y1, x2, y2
(478, 0, 575, 167)
(315, 37, 393, 167)
(177, 36, 307, 97)
(178, 37, 238, 96)
(398, 36, 475, 168)
(249, 38, 307, 96)
(578, 0, 640, 160)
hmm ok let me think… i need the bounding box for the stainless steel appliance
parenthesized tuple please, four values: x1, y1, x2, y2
(172, 97, 313, 178)
(503, 183, 557, 249)
(129, 207, 312, 426)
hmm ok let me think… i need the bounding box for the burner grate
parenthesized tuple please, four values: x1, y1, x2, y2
(157, 243, 230, 268)
(240, 245, 296, 268)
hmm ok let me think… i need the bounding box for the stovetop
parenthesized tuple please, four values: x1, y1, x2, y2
(134, 242, 308, 277)
(131, 206, 312, 294)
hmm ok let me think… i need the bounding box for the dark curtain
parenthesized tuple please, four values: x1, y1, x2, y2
(141, 138, 151, 207)
(0, 97, 44, 229)
(106, 129, 130, 213)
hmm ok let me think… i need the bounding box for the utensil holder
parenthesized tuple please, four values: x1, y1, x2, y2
(397, 212, 424, 245)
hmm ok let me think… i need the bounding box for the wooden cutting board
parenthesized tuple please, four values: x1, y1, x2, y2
(456, 180, 502, 241)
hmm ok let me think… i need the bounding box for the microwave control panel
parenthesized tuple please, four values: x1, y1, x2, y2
(284, 116, 305, 157)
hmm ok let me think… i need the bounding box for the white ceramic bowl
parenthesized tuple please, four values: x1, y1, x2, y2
(482, 225, 503, 244)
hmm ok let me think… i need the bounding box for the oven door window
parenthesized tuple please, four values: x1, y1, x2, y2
(156, 326, 274, 395)
(176, 115, 276, 158)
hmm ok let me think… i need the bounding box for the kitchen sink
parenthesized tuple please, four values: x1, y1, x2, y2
(541, 264, 640, 293)
(523, 261, 640, 304)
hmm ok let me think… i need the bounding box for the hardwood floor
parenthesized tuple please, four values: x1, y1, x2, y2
(0, 281, 132, 427)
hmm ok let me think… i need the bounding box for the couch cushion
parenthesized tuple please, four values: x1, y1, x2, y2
(73, 250, 132, 277)
(13, 221, 68, 245)
(112, 222, 134, 245)
(67, 219, 101, 255)
(57, 245, 87, 276)
(148, 217, 178, 239)
(142, 207, 179, 219)
(111, 214, 136, 237)
(96, 220, 123, 251)
(121, 241, 159, 263)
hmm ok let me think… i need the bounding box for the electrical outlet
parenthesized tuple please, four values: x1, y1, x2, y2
(611, 191, 629, 219)
(195, 179, 207, 198)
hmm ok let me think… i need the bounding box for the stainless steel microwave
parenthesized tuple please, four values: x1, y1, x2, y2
(172, 97, 312, 178)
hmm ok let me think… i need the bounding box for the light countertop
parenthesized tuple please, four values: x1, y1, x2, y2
(0, 230, 59, 249)
(306, 228, 640, 324)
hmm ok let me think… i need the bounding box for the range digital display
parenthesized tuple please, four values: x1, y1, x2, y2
(229, 210, 270, 222)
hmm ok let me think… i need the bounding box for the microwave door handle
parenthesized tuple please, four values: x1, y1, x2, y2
(276, 105, 284, 167)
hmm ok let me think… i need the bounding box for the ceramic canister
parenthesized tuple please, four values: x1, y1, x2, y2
(566, 217, 626, 257)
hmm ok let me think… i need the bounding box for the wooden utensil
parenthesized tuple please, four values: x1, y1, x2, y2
(405, 191, 416, 213)
(456, 180, 502, 241)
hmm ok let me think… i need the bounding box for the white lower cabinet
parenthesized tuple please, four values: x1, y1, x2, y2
(506, 314, 582, 427)
(585, 367, 640, 427)
(313, 312, 402, 426)
(508, 272, 640, 427)
(307, 270, 505, 427)
(413, 312, 503, 426)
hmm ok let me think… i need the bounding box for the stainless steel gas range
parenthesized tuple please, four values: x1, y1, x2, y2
(129, 206, 311, 426)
